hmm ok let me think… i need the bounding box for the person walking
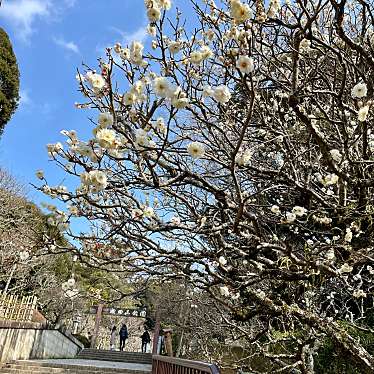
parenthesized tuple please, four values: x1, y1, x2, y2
(141, 330, 151, 353)
(119, 323, 128, 351)
(110, 326, 117, 351)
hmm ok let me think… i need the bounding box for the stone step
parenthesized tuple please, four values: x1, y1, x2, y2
(76, 353, 152, 361)
(0, 370, 146, 374)
(78, 350, 151, 357)
(76, 351, 152, 364)
(0, 361, 150, 374)
(77, 354, 151, 360)
(77, 356, 152, 364)
(77, 353, 151, 358)
(77, 348, 151, 355)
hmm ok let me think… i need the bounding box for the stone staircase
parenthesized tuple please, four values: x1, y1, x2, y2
(76, 349, 152, 365)
(0, 360, 151, 373)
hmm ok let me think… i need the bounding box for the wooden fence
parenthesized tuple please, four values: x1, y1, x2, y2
(152, 355, 220, 374)
(0, 291, 37, 322)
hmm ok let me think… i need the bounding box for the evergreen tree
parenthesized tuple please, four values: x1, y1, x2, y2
(0, 28, 20, 135)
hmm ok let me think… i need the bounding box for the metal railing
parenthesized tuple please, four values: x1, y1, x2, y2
(0, 291, 37, 322)
(152, 355, 220, 374)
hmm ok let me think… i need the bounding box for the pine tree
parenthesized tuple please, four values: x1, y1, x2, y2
(0, 28, 20, 135)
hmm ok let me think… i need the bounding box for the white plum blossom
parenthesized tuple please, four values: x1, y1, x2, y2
(285, 212, 296, 223)
(154, 117, 167, 134)
(68, 205, 79, 216)
(170, 216, 181, 225)
(200, 45, 213, 60)
(220, 286, 230, 297)
(235, 149, 252, 166)
(187, 142, 205, 159)
(236, 55, 254, 74)
(299, 38, 311, 52)
(168, 41, 182, 54)
(190, 51, 203, 65)
(292, 206, 307, 217)
(339, 263, 353, 274)
(358, 105, 369, 122)
(256, 289, 266, 299)
(325, 248, 335, 261)
(345, 228, 353, 243)
(65, 289, 79, 299)
(19, 251, 30, 262)
(202, 85, 214, 98)
(86, 72, 106, 90)
(320, 173, 339, 186)
(90, 170, 108, 190)
(130, 41, 144, 65)
(353, 289, 367, 298)
(218, 256, 227, 266)
(153, 77, 173, 98)
(35, 170, 44, 180)
(120, 48, 130, 60)
(367, 265, 374, 275)
(314, 215, 332, 225)
(81, 170, 108, 191)
(267, 0, 281, 18)
(135, 128, 150, 147)
(143, 206, 155, 218)
(330, 149, 342, 162)
(271, 205, 280, 214)
(123, 92, 137, 106)
(230, 0, 252, 23)
(147, 25, 156, 36)
(172, 97, 189, 109)
(190, 46, 212, 64)
(147, 6, 161, 22)
(351, 82, 367, 98)
(212, 85, 231, 104)
(96, 128, 116, 149)
(159, 0, 172, 10)
(171, 89, 189, 108)
(98, 112, 113, 127)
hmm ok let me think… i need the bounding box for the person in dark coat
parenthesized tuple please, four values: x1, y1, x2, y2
(141, 330, 151, 353)
(119, 323, 128, 351)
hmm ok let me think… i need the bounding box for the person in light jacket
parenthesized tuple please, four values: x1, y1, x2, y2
(110, 326, 117, 350)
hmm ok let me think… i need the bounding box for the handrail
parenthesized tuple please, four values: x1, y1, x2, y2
(152, 355, 220, 374)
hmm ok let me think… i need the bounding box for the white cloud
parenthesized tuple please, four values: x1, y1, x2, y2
(112, 25, 148, 46)
(53, 37, 79, 54)
(0, 0, 51, 41)
(19, 89, 32, 107)
(63, 0, 76, 6)
(0, 0, 76, 41)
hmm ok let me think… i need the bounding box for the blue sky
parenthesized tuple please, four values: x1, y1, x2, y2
(0, 0, 152, 203)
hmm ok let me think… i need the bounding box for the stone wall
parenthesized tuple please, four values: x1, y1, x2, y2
(0, 321, 83, 362)
(80, 314, 152, 352)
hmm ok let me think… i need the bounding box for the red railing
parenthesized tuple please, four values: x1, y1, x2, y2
(152, 355, 220, 374)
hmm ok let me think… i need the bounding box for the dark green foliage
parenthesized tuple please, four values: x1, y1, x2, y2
(314, 319, 374, 374)
(73, 334, 91, 348)
(0, 28, 20, 135)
